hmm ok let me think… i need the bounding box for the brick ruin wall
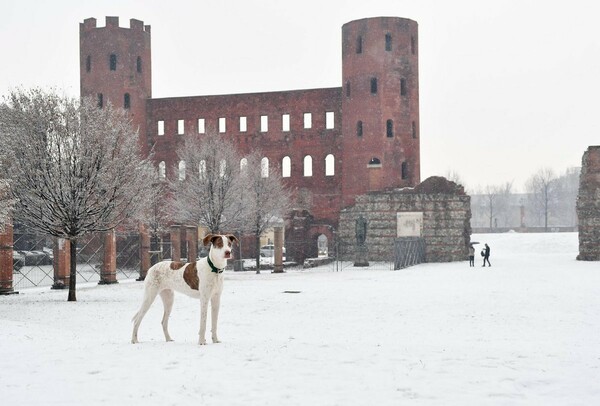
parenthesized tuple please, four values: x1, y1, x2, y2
(338, 177, 471, 263)
(577, 145, 600, 261)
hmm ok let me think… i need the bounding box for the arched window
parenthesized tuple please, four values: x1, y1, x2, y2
(304, 155, 313, 177)
(109, 54, 117, 71)
(124, 93, 131, 109)
(402, 162, 408, 179)
(356, 36, 363, 54)
(386, 119, 393, 137)
(371, 77, 378, 94)
(346, 81, 351, 98)
(282, 156, 291, 178)
(401, 78, 407, 96)
(178, 161, 186, 181)
(385, 33, 392, 51)
(368, 157, 381, 167)
(325, 154, 335, 176)
(97, 93, 103, 108)
(357, 121, 363, 137)
(240, 158, 248, 172)
(412, 121, 417, 139)
(86, 55, 91, 72)
(136, 56, 142, 73)
(158, 161, 166, 179)
(261, 157, 269, 178)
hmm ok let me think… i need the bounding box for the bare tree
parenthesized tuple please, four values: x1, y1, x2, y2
(170, 135, 246, 234)
(482, 184, 499, 231)
(0, 89, 156, 301)
(239, 152, 292, 273)
(141, 179, 172, 262)
(0, 179, 14, 231)
(444, 170, 466, 191)
(0, 115, 15, 230)
(553, 167, 579, 227)
(526, 168, 557, 231)
(479, 182, 513, 230)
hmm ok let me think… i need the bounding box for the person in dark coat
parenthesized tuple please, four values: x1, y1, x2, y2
(482, 243, 491, 267)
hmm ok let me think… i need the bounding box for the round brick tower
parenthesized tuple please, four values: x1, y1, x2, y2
(79, 17, 152, 153)
(341, 17, 420, 207)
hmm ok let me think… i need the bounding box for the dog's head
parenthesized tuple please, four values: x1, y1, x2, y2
(202, 234, 239, 260)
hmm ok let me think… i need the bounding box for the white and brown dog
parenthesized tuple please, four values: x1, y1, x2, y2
(131, 233, 238, 345)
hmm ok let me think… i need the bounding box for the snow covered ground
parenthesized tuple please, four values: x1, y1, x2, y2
(1, 232, 599, 405)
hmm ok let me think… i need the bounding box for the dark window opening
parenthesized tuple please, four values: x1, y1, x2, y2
(400, 78, 407, 96)
(371, 77, 378, 94)
(402, 162, 408, 179)
(356, 36, 362, 54)
(368, 157, 381, 166)
(110, 54, 117, 71)
(411, 36, 416, 55)
(124, 93, 131, 109)
(386, 120, 393, 137)
(346, 81, 351, 98)
(412, 121, 417, 139)
(357, 121, 363, 137)
(136, 56, 142, 73)
(86, 55, 91, 72)
(385, 33, 392, 51)
(97, 93, 103, 108)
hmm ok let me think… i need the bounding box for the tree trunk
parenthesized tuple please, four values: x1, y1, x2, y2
(255, 234, 261, 274)
(68, 238, 77, 301)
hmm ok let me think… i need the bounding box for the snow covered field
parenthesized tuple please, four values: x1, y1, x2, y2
(1, 232, 599, 405)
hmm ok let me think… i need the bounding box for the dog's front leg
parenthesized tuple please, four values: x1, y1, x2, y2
(211, 295, 221, 343)
(198, 298, 209, 345)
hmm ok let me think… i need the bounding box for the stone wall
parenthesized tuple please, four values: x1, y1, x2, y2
(577, 146, 600, 261)
(338, 177, 471, 263)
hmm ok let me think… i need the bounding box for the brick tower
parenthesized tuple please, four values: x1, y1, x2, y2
(341, 17, 420, 207)
(79, 17, 152, 153)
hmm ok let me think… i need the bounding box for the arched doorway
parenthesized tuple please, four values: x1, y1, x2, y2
(317, 234, 328, 257)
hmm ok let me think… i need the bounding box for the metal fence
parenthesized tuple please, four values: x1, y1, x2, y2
(11, 226, 427, 288)
(12, 227, 150, 290)
(393, 237, 426, 270)
(315, 236, 426, 272)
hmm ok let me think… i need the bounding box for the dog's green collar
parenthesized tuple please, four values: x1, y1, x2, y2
(207, 255, 224, 274)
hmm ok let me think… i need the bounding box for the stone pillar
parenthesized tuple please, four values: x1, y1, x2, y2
(170, 225, 181, 262)
(99, 230, 118, 284)
(138, 223, 151, 281)
(0, 222, 18, 295)
(272, 225, 284, 273)
(186, 226, 198, 262)
(52, 238, 70, 290)
(577, 145, 600, 261)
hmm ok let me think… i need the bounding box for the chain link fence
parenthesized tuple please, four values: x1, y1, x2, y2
(10, 225, 426, 289)
(11, 226, 151, 290)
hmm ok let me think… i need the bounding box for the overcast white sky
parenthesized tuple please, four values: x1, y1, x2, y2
(1, 0, 599, 192)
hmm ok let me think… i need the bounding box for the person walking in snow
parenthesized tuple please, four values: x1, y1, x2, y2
(482, 243, 491, 267)
(468, 244, 475, 267)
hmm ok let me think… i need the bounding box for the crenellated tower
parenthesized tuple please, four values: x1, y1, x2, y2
(341, 17, 420, 207)
(79, 17, 152, 153)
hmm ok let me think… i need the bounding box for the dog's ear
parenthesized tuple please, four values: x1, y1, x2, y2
(202, 234, 214, 246)
(226, 234, 239, 245)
